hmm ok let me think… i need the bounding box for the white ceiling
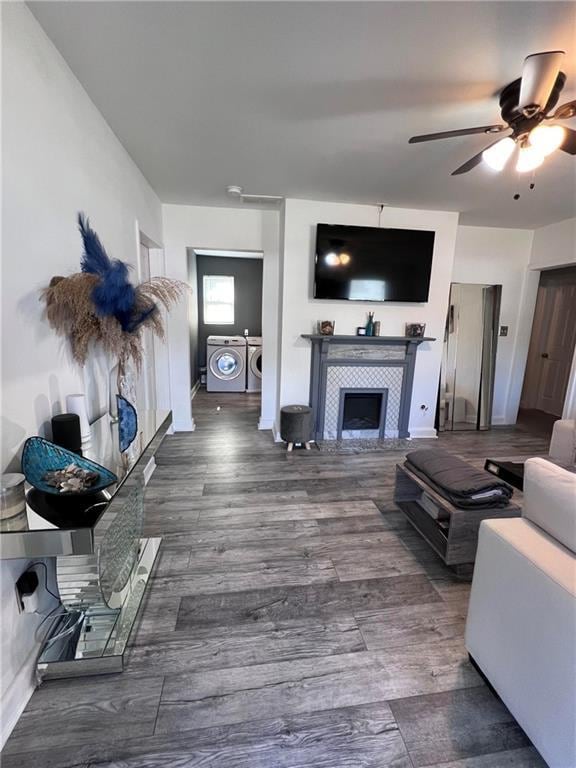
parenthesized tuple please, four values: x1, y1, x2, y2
(30, 1, 576, 228)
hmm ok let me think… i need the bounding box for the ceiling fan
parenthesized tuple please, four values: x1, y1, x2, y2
(409, 51, 576, 176)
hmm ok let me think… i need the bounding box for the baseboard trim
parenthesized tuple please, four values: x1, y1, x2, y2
(173, 419, 195, 432)
(491, 416, 514, 426)
(143, 457, 157, 486)
(258, 417, 274, 431)
(1, 645, 38, 749)
(409, 427, 438, 439)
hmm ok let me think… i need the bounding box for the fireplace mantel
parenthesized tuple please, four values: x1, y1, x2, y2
(301, 334, 436, 441)
(301, 335, 435, 345)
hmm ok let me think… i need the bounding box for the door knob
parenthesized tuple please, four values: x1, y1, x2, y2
(541, 352, 549, 358)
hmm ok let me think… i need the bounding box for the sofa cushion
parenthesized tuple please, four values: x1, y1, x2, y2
(523, 457, 576, 554)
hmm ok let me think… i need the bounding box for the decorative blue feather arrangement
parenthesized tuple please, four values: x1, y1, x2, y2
(42, 214, 186, 372)
(78, 213, 150, 332)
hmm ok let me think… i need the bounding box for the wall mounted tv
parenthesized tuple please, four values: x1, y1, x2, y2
(314, 223, 435, 303)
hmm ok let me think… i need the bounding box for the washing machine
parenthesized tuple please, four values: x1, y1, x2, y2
(246, 336, 262, 392)
(206, 336, 247, 392)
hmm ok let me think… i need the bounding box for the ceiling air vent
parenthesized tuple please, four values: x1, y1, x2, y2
(226, 185, 282, 205)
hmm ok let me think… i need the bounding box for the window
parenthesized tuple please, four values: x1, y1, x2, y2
(203, 275, 234, 324)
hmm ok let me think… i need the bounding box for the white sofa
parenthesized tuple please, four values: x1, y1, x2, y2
(465, 457, 576, 768)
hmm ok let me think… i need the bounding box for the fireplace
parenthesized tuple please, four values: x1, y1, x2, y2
(337, 388, 388, 439)
(302, 334, 434, 441)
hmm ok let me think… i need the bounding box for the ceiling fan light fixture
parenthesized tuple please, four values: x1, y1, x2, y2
(516, 144, 545, 173)
(482, 137, 516, 171)
(529, 124, 566, 156)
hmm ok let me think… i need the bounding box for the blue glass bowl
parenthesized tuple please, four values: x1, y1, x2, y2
(21, 437, 118, 496)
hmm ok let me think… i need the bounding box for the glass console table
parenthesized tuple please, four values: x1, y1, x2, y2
(0, 410, 172, 679)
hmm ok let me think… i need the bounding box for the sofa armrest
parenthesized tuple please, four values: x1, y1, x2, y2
(523, 457, 576, 554)
(549, 419, 576, 465)
(466, 518, 576, 768)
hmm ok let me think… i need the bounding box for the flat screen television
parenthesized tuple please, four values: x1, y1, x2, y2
(314, 223, 435, 302)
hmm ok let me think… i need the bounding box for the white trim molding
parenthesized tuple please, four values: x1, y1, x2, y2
(409, 427, 438, 439)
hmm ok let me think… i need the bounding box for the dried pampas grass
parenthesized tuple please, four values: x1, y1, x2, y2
(42, 273, 188, 371)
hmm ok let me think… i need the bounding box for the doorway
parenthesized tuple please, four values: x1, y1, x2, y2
(520, 266, 576, 418)
(438, 283, 501, 432)
(187, 248, 264, 427)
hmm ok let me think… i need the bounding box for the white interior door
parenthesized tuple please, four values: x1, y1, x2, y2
(138, 242, 157, 411)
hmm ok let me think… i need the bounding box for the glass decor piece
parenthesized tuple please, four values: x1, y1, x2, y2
(21, 437, 117, 496)
(97, 480, 144, 607)
(116, 395, 138, 453)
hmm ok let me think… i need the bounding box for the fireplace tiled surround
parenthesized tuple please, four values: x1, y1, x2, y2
(302, 335, 434, 442)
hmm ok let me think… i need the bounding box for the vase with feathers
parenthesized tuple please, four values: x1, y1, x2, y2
(43, 213, 187, 418)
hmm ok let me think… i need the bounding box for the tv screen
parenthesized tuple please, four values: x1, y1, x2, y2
(314, 224, 434, 303)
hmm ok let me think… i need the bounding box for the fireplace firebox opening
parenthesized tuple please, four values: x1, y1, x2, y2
(342, 393, 382, 430)
(337, 388, 388, 439)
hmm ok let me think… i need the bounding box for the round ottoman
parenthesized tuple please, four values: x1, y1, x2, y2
(280, 405, 313, 451)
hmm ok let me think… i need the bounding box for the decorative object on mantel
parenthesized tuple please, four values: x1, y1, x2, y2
(42, 213, 187, 409)
(318, 320, 335, 336)
(117, 395, 138, 453)
(365, 312, 375, 336)
(356, 327, 366, 336)
(21, 437, 117, 496)
(373, 321, 381, 337)
(406, 322, 426, 338)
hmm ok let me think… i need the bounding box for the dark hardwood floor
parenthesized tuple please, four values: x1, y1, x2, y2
(3, 390, 551, 767)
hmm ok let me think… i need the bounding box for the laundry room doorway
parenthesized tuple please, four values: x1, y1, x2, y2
(187, 248, 264, 429)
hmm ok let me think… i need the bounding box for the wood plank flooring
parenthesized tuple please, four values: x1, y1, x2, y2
(2, 390, 550, 768)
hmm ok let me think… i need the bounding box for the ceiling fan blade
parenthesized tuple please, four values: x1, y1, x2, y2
(552, 99, 576, 120)
(519, 51, 564, 116)
(560, 127, 576, 155)
(408, 125, 505, 144)
(451, 139, 504, 176)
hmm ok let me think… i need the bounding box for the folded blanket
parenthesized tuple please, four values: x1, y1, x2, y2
(405, 448, 514, 509)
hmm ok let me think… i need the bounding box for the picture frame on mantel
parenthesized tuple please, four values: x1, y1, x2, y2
(406, 322, 426, 338)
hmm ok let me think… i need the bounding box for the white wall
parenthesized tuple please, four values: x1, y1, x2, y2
(452, 225, 535, 425)
(530, 217, 576, 270)
(161, 204, 281, 431)
(1, 4, 162, 747)
(278, 199, 460, 438)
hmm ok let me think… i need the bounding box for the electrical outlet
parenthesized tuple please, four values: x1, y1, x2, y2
(500, 325, 509, 337)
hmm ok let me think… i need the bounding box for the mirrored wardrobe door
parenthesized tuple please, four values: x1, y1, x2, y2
(439, 283, 501, 432)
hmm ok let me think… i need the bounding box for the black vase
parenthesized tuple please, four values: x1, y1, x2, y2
(51, 414, 82, 455)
